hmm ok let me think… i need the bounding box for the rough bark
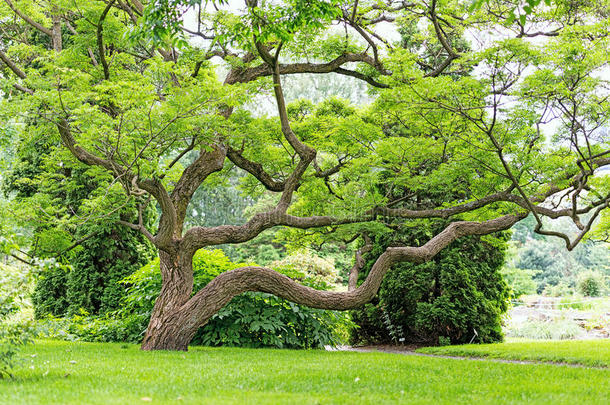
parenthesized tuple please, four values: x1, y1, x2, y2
(348, 235, 373, 291)
(52, 14, 63, 52)
(140, 250, 195, 351)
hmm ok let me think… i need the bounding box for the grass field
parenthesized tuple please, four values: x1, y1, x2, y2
(1, 340, 608, 404)
(417, 339, 610, 367)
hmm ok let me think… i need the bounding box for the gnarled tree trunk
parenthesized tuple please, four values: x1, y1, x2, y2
(141, 250, 195, 351)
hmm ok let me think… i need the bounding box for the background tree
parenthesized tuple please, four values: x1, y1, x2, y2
(0, 0, 608, 351)
(508, 215, 610, 294)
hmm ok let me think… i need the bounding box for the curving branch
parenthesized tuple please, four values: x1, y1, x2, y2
(253, 38, 318, 213)
(97, 0, 116, 80)
(225, 52, 391, 87)
(0, 49, 26, 79)
(227, 148, 350, 194)
(374, 188, 515, 219)
(171, 144, 227, 231)
(117, 202, 155, 243)
(181, 209, 367, 253)
(226, 146, 286, 192)
(181, 170, 610, 254)
(425, 0, 458, 77)
(56, 118, 179, 249)
(334, 67, 389, 88)
(152, 213, 524, 349)
(0, 49, 33, 94)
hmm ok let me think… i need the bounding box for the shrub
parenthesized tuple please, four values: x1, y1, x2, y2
(0, 264, 35, 378)
(32, 224, 154, 318)
(438, 336, 451, 346)
(576, 271, 606, 297)
(194, 293, 351, 348)
(37, 311, 147, 344)
(543, 281, 574, 297)
(351, 228, 510, 346)
(271, 249, 342, 286)
(31, 262, 71, 318)
(500, 267, 539, 298)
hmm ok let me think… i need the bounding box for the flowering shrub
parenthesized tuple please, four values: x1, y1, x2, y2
(271, 250, 342, 286)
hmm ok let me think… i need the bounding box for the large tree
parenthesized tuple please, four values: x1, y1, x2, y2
(0, 0, 608, 350)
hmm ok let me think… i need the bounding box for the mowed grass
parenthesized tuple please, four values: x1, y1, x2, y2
(1, 340, 608, 404)
(417, 339, 610, 367)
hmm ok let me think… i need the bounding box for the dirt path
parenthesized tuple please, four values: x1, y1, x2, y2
(331, 345, 608, 369)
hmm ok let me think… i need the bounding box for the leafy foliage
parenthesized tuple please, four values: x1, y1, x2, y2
(576, 271, 607, 297)
(2, 122, 156, 318)
(30, 222, 155, 318)
(0, 0, 608, 350)
(196, 293, 351, 349)
(271, 249, 342, 286)
(500, 266, 539, 297)
(470, 0, 554, 26)
(509, 216, 610, 295)
(137, 0, 341, 46)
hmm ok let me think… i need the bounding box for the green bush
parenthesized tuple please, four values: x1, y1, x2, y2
(41, 250, 352, 349)
(0, 264, 35, 378)
(194, 293, 351, 348)
(32, 224, 154, 318)
(351, 228, 510, 346)
(271, 249, 342, 286)
(37, 311, 146, 344)
(4, 138, 157, 319)
(31, 262, 71, 317)
(576, 271, 606, 297)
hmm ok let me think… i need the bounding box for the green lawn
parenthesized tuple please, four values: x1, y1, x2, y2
(1, 340, 608, 404)
(417, 339, 610, 367)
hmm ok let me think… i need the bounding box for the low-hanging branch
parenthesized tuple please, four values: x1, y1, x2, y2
(141, 213, 524, 349)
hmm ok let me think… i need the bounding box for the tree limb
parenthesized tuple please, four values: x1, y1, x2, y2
(348, 233, 372, 291)
(0, 49, 26, 78)
(2, 0, 53, 36)
(97, 0, 115, 80)
(178, 214, 523, 337)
